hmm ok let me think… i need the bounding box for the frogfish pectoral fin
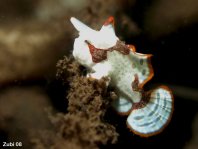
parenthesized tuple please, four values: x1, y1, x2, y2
(112, 95, 133, 115)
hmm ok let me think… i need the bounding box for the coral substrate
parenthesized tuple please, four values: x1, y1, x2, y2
(32, 56, 118, 149)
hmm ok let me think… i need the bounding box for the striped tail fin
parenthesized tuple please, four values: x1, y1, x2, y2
(127, 86, 174, 137)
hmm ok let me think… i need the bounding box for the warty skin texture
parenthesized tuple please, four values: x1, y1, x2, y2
(70, 17, 173, 137)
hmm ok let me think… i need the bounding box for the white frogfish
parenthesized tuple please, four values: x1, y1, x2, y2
(70, 16, 174, 137)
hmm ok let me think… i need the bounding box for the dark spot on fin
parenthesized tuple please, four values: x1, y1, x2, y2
(142, 69, 146, 75)
(140, 59, 143, 65)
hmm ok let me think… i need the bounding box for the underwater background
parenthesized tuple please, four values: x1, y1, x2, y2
(0, 0, 198, 148)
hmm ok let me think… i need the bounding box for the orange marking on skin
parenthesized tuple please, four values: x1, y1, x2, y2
(131, 74, 140, 91)
(85, 40, 95, 55)
(85, 40, 107, 63)
(104, 16, 115, 26)
(127, 44, 136, 52)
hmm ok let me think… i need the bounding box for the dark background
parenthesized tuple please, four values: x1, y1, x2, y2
(0, 0, 197, 149)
